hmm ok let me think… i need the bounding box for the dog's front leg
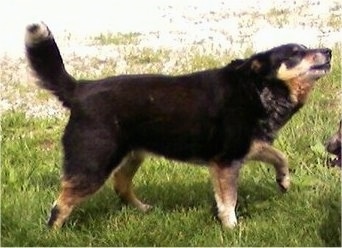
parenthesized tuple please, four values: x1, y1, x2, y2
(247, 140, 290, 192)
(209, 161, 242, 229)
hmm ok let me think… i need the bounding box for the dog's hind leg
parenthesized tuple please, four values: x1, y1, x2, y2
(48, 178, 96, 229)
(112, 151, 152, 212)
(247, 140, 290, 192)
(209, 161, 242, 229)
(48, 160, 122, 229)
(47, 124, 124, 229)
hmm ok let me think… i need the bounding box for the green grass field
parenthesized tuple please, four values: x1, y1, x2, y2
(1, 46, 341, 247)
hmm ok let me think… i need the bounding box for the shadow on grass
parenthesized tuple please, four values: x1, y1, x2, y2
(137, 180, 212, 210)
(70, 180, 213, 228)
(319, 189, 341, 247)
(66, 179, 279, 228)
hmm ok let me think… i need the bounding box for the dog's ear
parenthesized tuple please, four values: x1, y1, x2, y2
(250, 59, 263, 73)
(225, 59, 247, 71)
(228, 56, 270, 76)
(225, 59, 250, 73)
(249, 55, 271, 77)
(230, 59, 246, 68)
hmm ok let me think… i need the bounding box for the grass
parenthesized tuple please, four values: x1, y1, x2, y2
(1, 47, 341, 247)
(327, 14, 342, 30)
(124, 48, 171, 65)
(266, 8, 291, 27)
(94, 32, 141, 46)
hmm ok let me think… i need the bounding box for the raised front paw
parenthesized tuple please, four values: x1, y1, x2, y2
(276, 175, 290, 192)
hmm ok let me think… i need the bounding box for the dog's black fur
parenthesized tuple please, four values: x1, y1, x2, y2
(326, 120, 341, 167)
(25, 23, 332, 229)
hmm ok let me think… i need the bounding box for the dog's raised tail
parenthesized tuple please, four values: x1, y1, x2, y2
(25, 22, 76, 108)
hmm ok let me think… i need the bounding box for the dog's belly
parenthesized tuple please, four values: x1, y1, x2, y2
(127, 125, 222, 163)
(122, 117, 253, 163)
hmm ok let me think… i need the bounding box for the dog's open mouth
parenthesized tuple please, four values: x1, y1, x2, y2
(329, 153, 341, 167)
(310, 62, 331, 72)
(327, 147, 341, 168)
(303, 62, 331, 79)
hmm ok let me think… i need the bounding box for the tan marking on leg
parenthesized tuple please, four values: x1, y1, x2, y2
(247, 140, 290, 191)
(209, 161, 241, 229)
(113, 151, 151, 212)
(48, 177, 106, 229)
(48, 180, 86, 229)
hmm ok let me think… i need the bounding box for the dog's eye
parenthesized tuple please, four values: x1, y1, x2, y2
(285, 55, 302, 68)
(291, 50, 299, 56)
(290, 49, 305, 58)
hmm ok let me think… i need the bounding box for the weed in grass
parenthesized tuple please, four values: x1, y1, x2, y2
(188, 53, 221, 71)
(94, 32, 141, 46)
(327, 14, 342, 30)
(124, 47, 170, 65)
(266, 8, 291, 27)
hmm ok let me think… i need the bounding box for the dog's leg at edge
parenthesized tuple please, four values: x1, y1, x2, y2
(209, 161, 242, 229)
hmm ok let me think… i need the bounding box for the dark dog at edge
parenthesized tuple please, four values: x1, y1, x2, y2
(326, 120, 341, 168)
(25, 22, 332, 229)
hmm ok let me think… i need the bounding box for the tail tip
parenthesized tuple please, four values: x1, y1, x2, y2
(25, 22, 52, 46)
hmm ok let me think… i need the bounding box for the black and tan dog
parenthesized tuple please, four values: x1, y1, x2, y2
(25, 22, 332, 229)
(326, 120, 341, 168)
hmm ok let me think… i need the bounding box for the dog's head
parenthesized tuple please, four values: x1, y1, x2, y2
(248, 43, 332, 81)
(326, 120, 341, 168)
(241, 44, 332, 103)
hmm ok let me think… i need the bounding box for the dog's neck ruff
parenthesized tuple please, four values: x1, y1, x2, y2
(255, 82, 301, 142)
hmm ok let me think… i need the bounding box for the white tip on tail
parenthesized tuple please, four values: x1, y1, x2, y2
(25, 22, 52, 46)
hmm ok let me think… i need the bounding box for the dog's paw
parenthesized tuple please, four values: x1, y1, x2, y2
(276, 176, 290, 192)
(139, 203, 153, 213)
(221, 215, 238, 229)
(218, 210, 238, 229)
(25, 22, 51, 46)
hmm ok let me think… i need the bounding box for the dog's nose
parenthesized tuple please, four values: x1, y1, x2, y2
(322, 48, 332, 59)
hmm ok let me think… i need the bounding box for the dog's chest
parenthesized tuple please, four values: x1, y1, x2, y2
(256, 86, 301, 142)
